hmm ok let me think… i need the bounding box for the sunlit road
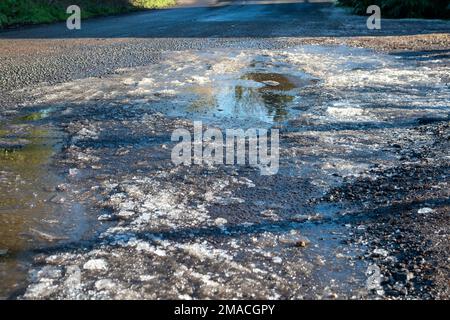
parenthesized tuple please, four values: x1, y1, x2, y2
(0, 0, 449, 300)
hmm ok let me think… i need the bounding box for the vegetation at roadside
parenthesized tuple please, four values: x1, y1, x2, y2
(338, 0, 450, 19)
(0, 0, 176, 28)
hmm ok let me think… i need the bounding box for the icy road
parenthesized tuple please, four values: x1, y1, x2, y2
(0, 0, 449, 299)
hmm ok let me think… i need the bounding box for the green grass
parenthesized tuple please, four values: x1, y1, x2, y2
(0, 0, 176, 28)
(338, 0, 450, 19)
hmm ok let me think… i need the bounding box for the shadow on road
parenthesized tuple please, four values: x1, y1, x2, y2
(0, 1, 449, 39)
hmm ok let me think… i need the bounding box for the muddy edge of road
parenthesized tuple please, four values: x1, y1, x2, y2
(0, 32, 449, 299)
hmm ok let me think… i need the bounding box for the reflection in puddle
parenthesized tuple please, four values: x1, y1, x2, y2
(0, 118, 59, 298)
(242, 73, 297, 91)
(187, 72, 315, 123)
(0, 111, 90, 299)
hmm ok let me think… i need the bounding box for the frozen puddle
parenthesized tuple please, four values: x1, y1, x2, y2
(28, 45, 449, 129)
(185, 71, 312, 123)
(3, 45, 448, 299)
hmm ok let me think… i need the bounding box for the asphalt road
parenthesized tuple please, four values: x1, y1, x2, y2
(1, 0, 449, 39)
(0, 0, 449, 300)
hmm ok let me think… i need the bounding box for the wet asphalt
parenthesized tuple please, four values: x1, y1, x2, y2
(0, 0, 449, 300)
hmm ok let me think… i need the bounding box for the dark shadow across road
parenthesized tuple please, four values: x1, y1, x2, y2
(0, 1, 449, 39)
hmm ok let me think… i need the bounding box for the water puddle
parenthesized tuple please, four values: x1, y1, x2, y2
(0, 110, 92, 299)
(184, 72, 315, 124)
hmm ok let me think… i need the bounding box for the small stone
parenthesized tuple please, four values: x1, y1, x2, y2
(328, 293, 338, 299)
(418, 207, 434, 214)
(56, 184, 68, 192)
(295, 237, 311, 248)
(0, 249, 8, 256)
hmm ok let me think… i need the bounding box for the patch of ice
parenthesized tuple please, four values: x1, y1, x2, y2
(140, 275, 157, 281)
(83, 259, 108, 271)
(95, 279, 116, 291)
(178, 242, 233, 262)
(326, 106, 366, 120)
(272, 257, 282, 264)
(24, 280, 58, 299)
(214, 217, 228, 227)
(64, 265, 81, 290)
(372, 248, 389, 257)
(69, 168, 80, 176)
(189, 75, 210, 84)
(418, 207, 434, 214)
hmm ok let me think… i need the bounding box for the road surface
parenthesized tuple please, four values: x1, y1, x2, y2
(0, 0, 449, 300)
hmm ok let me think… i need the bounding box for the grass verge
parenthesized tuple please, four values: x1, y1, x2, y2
(0, 0, 176, 28)
(337, 0, 450, 19)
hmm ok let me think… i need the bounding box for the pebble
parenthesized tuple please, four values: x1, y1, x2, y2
(56, 184, 68, 192)
(295, 237, 311, 248)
